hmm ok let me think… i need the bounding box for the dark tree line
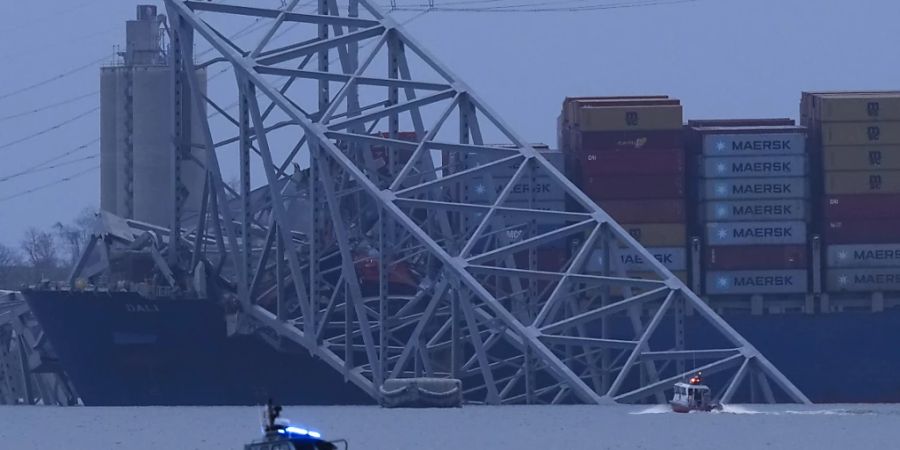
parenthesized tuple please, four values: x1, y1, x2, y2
(0, 208, 95, 290)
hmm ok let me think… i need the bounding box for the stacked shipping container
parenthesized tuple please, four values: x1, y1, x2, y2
(687, 122, 810, 295)
(803, 92, 900, 292)
(558, 96, 687, 281)
(447, 146, 570, 270)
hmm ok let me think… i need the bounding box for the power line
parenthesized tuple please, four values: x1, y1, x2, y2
(0, 90, 99, 123)
(0, 107, 99, 153)
(0, 153, 99, 184)
(0, 138, 100, 183)
(0, 55, 109, 102)
(0, 165, 99, 204)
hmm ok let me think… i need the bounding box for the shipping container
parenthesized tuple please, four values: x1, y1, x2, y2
(812, 94, 900, 122)
(823, 194, 900, 220)
(705, 245, 808, 270)
(462, 176, 565, 204)
(701, 155, 807, 178)
(705, 221, 807, 246)
(512, 248, 571, 272)
(820, 122, 900, 146)
(701, 178, 808, 200)
(701, 199, 808, 222)
(566, 99, 680, 120)
(825, 268, 900, 292)
(464, 200, 569, 229)
(569, 129, 683, 151)
(687, 119, 795, 128)
(572, 148, 684, 176)
(465, 222, 569, 251)
(700, 131, 806, 156)
(561, 96, 673, 124)
(800, 91, 900, 125)
(454, 149, 564, 174)
(582, 174, 684, 200)
(824, 170, 900, 195)
(585, 246, 687, 273)
(622, 270, 688, 281)
(597, 199, 686, 223)
(575, 105, 683, 131)
(705, 270, 808, 295)
(822, 145, 900, 171)
(824, 219, 900, 244)
(826, 244, 900, 268)
(618, 223, 686, 247)
(370, 131, 417, 168)
(602, 271, 689, 296)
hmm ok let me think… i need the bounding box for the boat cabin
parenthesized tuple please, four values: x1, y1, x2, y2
(245, 401, 345, 450)
(670, 373, 717, 413)
(244, 431, 340, 450)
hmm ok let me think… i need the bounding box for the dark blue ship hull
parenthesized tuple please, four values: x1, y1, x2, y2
(22, 289, 900, 405)
(721, 310, 900, 403)
(23, 290, 371, 406)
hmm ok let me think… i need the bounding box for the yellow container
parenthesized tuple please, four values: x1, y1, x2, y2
(814, 94, 900, 122)
(824, 170, 900, 195)
(822, 146, 900, 171)
(576, 105, 683, 131)
(820, 122, 900, 146)
(617, 223, 687, 247)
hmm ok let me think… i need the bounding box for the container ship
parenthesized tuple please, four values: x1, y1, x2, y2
(19, 8, 900, 405)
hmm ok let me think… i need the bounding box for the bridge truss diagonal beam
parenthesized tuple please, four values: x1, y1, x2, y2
(159, 0, 811, 406)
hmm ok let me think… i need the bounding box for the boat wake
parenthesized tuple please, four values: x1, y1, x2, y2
(716, 405, 879, 416)
(631, 405, 886, 416)
(629, 405, 672, 414)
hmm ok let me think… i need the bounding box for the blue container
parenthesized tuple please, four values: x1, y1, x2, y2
(702, 132, 806, 156)
(585, 246, 687, 273)
(826, 268, 900, 292)
(706, 270, 808, 294)
(702, 199, 808, 222)
(705, 221, 807, 246)
(826, 244, 900, 268)
(702, 177, 808, 200)
(701, 155, 807, 178)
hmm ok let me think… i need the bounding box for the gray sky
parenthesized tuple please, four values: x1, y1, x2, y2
(1, 0, 899, 247)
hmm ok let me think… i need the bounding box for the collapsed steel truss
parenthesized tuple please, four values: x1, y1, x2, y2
(150, 0, 810, 404)
(0, 292, 78, 405)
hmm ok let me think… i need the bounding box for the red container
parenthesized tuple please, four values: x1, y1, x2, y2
(581, 174, 684, 200)
(823, 194, 900, 220)
(371, 131, 417, 167)
(823, 219, 900, 244)
(595, 199, 686, 223)
(705, 245, 808, 270)
(512, 248, 569, 272)
(571, 148, 685, 176)
(569, 129, 683, 151)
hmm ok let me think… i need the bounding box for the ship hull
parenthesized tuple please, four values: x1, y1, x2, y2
(23, 290, 371, 406)
(22, 289, 900, 405)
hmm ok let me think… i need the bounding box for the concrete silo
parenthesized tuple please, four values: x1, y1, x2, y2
(100, 5, 207, 228)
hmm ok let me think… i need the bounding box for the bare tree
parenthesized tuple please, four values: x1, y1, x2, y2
(54, 208, 97, 268)
(0, 243, 20, 288)
(20, 228, 58, 279)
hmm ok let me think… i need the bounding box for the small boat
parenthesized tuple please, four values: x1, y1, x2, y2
(245, 400, 348, 450)
(670, 372, 721, 413)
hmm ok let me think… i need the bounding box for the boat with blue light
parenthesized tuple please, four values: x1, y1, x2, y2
(245, 400, 347, 450)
